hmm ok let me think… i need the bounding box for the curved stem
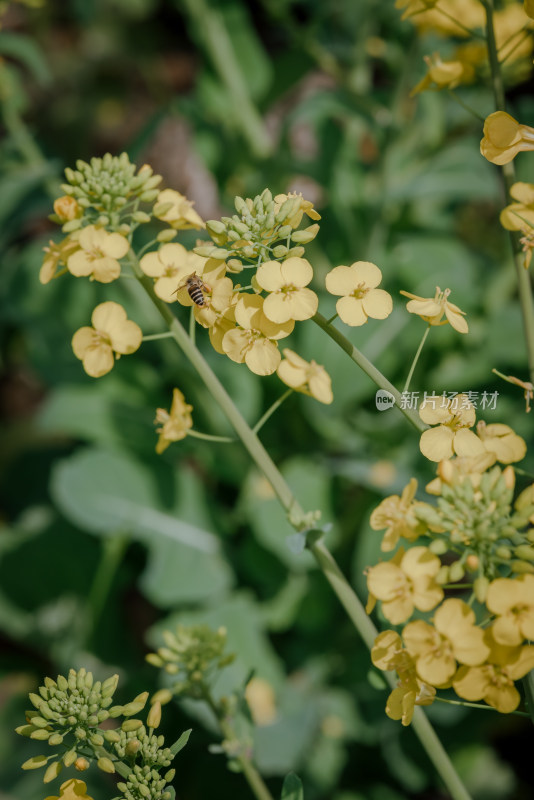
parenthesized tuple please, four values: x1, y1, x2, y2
(403, 324, 430, 393)
(188, 429, 235, 443)
(435, 696, 530, 717)
(312, 312, 427, 433)
(130, 250, 472, 800)
(143, 331, 175, 341)
(86, 534, 129, 647)
(446, 89, 485, 122)
(252, 389, 293, 434)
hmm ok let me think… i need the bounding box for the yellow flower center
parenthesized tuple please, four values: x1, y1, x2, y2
(352, 282, 369, 299)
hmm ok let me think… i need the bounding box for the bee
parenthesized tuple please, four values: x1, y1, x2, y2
(175, 273, 211, 307)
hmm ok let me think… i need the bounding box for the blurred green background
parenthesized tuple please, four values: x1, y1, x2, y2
(1, 1, 533, 798)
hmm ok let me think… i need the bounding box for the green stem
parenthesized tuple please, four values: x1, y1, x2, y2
(403, 324, 431, 393)
(180, 0, 271, 159)
(435, 696, 530, 717)
(142, 331, 175, 341)
(252, 389, 293, 434)
(189, 306, 196, 345)
(188, 429, 235, 443)
(131, 250, 472, 800)
(203, 690, 274, 800)
(446, 89, 485, 122)
(86, 534, 129, 647)
(483, 0, 534, 385)
(312, 312, 427, 433)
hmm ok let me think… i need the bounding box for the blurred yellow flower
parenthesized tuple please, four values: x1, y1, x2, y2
(366, 546, 443, 625)
(453, 629, 534, 712)
(400, 286, 468, 332)
(67, 225, 129, 283)
(245, 677, 277, 726)
(418, 394, 485, 462)
(481, 111, 534, 166)
(397, 0, 484, 35)
(256, 257, 318, 323)
(486, 575, 534, 646)
(154, 388, 193, 454)
(153, 189, 205, 230)
(411, 51, 475, 95)
(72, 301, 142, 378)
(44, 779, 94, 800)
(40, 235, 80, 284)
(326, 261, 392, 327)
(370, 478, 425, 552)
(425, 452, 496, 495)
(526, 0, 534, 20)
(53, 195, 82, 222)
(222, 295, 293, 376)
(500, 182, 534, 232)
(276, 348, 333, 404)
(402, 599, 489, 685)
(476, 421, 526, 464)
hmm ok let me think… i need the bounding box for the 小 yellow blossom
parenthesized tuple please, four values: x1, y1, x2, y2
(418, 394, 485, 462)
(256, 257, 319, 323)
(44, 779, 94, 800)
(67, 225, 129, 283)
(72, 301, 142, 378)
(139, 243, 219, 303)
(326, 261, 392, 327)
(476, 421, 526, 464)
(366, 546, 444, 625)
(480, 111, 534, 166)
(397, 0, 484, 35)
(485, 574, 534, 646)
(402, 598, 489, 686)
(276, 348, 333, 404)
(411, 51, 475, 95)
(153, 188, 205, 230)
(222, 294, 294, 376)
(154, 388, 193, 454)
(400, 286, 468, 332)
(273, 192, 321, 228)
(53, 195, 82, 222)
(40, 235, 80, 284)
(453, 628, 534, 712)
(370, 478, 425, 552)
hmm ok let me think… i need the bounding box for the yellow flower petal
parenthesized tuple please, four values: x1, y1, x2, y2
(245, 339, 280, 375)
(82, 344, 115, 378)
(336, 296, 367, 326)
(420, 426, 455, 461)
(280, 257, 314, 287)
(453, 428, 485, 457)
(362, 288, 393, 319)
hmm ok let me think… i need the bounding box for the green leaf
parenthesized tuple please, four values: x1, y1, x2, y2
(50, 447, 233, 606)
(281, 772, 303, 800)
(170, 729, 192, 756)
(0, 32, 52, 85)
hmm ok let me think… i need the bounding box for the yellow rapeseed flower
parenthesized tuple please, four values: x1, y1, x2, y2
(273, 192, 321, 228)
(44, 779, 94, 800)
(366, 546, 443, 625)
(72, 301, 142, 378)
(67, 225, 129, 283)
(500, 183, 534, 268)
(40, 235, 81, 284)
(140, 244, 221, 303)
(402, 599, 489, 686)
(256, 257, 318, 323)
(526, 0, 534, 20)
(53, 195, 82, 222)
(476, 421, 526, 464)
(425, 452, 497, 495)
(369, 478, 425, 552)
(326, 261, 392, 327)
(276, 348, 333, 404)
(400, 286, 468, 332)
(222, 294, 294, 376)
(154, 388, 193, 454)
(481, 111, 534, 166)
(371, 630, 435, 726)
(453, 628, 534, 712)
(245, 677, 277, 726)
(397, 0, 484, 35)
(486, 575, 534, 647)
(153, 188, 205, 230)
(411, 52, 475, 95)
(418, 393, 485, 462)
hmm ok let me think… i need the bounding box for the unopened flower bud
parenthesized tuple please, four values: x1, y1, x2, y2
(465, 554, 479, 571)
(514, 544, 534, 561)
(63, 749, 77, 767)
(97, 757, 116, 774)
(22, 755, 49, 770)
(147, 701, 161, 729)
(495, 546, 512, 560)
(474, 576, 489, 603)
(74, 758, 90, 772)
(449, 561, 465, 582)
(151, 689, 173, 706)
(43, 761, 63, 783)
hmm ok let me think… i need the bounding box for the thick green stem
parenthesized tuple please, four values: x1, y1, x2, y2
(483, 0, 534, 384)
(86, 534, 129, 647)
(312, 312, 426, 433)
(131, 251, 472, 800)
(403, 324, 430, 393)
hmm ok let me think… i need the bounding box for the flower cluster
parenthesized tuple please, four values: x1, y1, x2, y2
(147, 624, 235, 702)
(367, 444, 534, 719)
(16, 669, 184, 800)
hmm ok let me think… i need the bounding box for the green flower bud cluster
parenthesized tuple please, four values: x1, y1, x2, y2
(59, 153, 162, 232)
(415, 467, 534, 579)
(194, 189, 318, 265)
(146, 624, 234, 700)
(116, 764, 176, 800)
(113, 720, 172, 769)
